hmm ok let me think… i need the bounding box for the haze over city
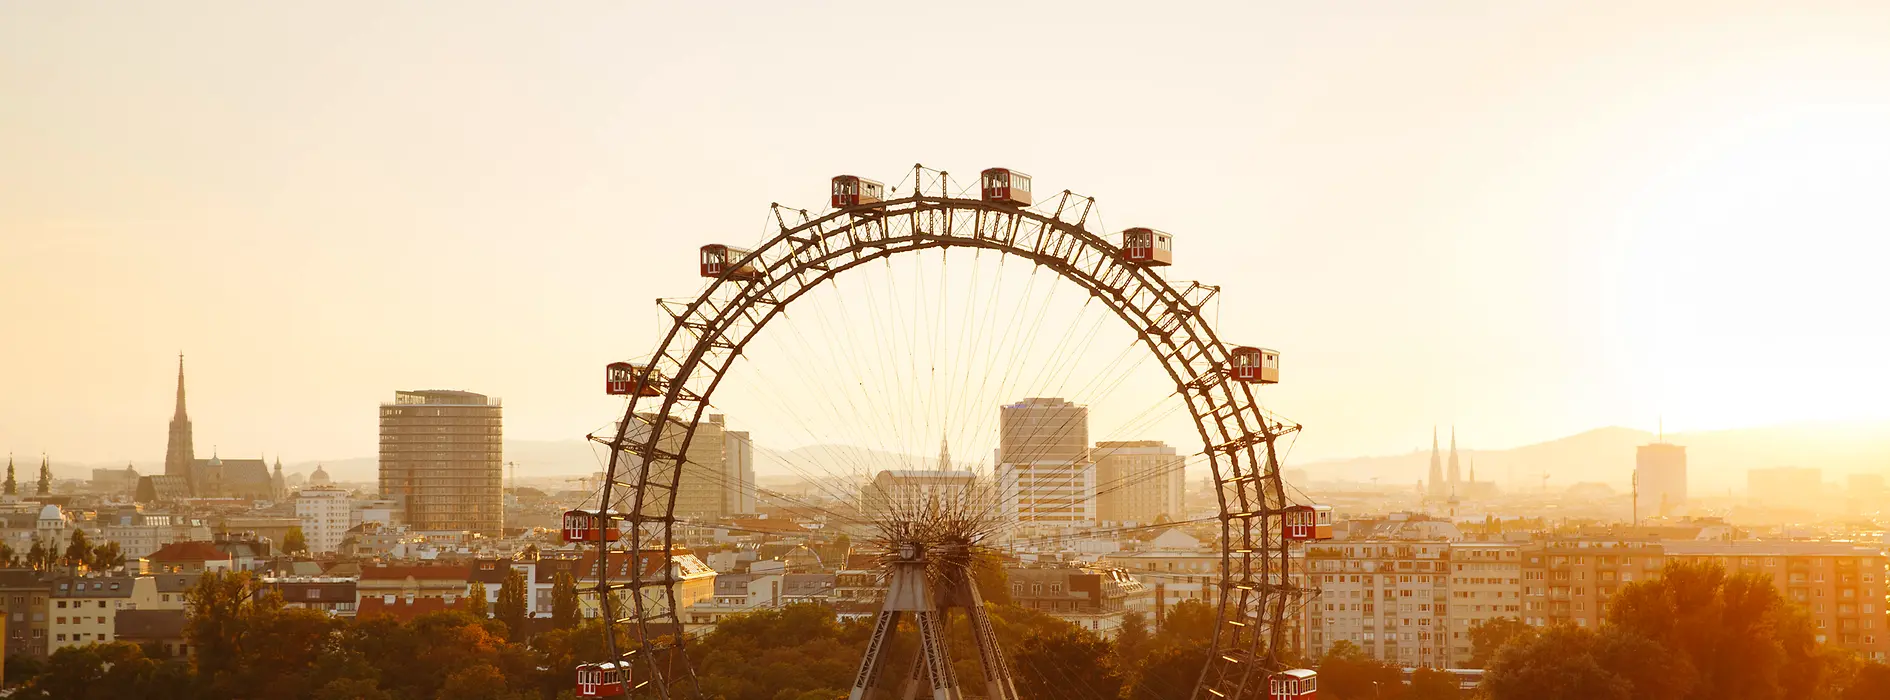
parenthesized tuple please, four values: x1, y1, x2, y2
(3, 4, 1890, 700)
(7, 1, 1889, 474)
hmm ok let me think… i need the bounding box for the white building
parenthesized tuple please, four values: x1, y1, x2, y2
(996, 398, 1095, 533)
(1303, 539, 1456, 669)
(1093, 441, 1184, 526)
(296, 487, 352, 554)
(860, 469, 980, 522)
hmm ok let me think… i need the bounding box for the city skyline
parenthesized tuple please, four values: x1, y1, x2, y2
(7, 3, 1890, 468)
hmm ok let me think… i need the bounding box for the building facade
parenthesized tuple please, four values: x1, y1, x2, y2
(996, 398, 1094, 531)
(1519, 539, 1664, 631)
(1444, 541, 1523, 666)
(378, 390, 504, 535)
(1303, 540, 1453, 669)
(296, 487, 352, 554)
(1093, 441, 1184, 526)
(860, 469, 979, 523)
(1635, 442, 1688, 517)
(1663, 541, 1887, 661)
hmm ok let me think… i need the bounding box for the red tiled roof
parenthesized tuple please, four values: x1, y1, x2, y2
(356, 596, 468, 622)
(148, 541, 232, 563)
(361, 565, 471, 581)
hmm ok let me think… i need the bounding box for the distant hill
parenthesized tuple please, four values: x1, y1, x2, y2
(68, 420, 1888, 495)
(1294, 421, 1890, 493)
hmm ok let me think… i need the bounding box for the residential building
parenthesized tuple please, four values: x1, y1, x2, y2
(296, 487, 352, 554)
(726, 428, 758, 515)
(0, 570, 51, 658)
(1093, 441, 1184, 526)
(1008, 566, 1146, 638)
(860, 469, 979, 523)
(50, 574, 135, 650)
(144, 541, 234, 574)
(1444, 542, 1524, 666)
(356, 564, 472, 610)
(1519, 539, 1665, 630)
(1663, 541, 1887, 661)
(115, 609, 189, 658)
(378, 390, 505, 535)
(1635, 441, 1688, 517)
(1303, 539, 1453, 669)
(266, 577, 360, 617)
(96, 507, 208, 561)
(996, 398, 1095, 531)
(131, 572, 198, 612)
(573, 549, 716, 624)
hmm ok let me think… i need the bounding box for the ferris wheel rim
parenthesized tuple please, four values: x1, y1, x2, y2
(593, 187, 1303, 700)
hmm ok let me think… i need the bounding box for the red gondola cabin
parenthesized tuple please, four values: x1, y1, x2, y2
(604, 362, 663, 397)
(576, 661, 629, 697)
(1269, 669, 1317, 700)
(1283, 504, 1333, 541)
(562, 509, 622, 543)
(1121, 228, 1174, 266)
(831, 175, 886, 208)
(981, 168, 1032, 206)
(1230, 346, 1280, 384)
(700, 244, 761, 280)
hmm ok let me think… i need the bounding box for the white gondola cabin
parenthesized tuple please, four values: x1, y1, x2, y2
(576, 661, 629, 697)
(981, 168, 1032, 206)
(1230, 346, 1280, 384)
(1121, 227, 1174, 266)
(700, 244, 761, 280)
(1269, 669, 1317, 700)
(604, 362, 663, 397)
(562, 509, 622, 543)
(831, 175, 886, 208)
(1283, 504, 1333, 541)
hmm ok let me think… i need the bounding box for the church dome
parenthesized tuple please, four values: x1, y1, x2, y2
(309, 464, 331, 485)
(37, 504, 61, 520)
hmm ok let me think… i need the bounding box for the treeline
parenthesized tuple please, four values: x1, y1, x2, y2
(1305, 561, 1890, 700)
(1, 569, 1223, 700)
(11, 562, 1887, 700)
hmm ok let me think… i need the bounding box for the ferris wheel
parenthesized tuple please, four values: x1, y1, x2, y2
(564, 165, 1325, 700)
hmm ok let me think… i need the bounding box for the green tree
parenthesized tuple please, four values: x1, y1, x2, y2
(1607, 561, 1824, 700)
(1153, 599, 1216, 647)
(1841, 663, 1890, 700)
(61, 529, 90, 568)
(1467, 617, 1536, 668)
(552, 571, 580, 629)
(1115, 609, 1151, 664)
(15, 642, 194, 700)
(467, 581, 490, 619)
(494, 566, 528, 640)
(1012, 628, 1122, 700)
(1408, 667, 1461, 700)
(25, 538, 46, 571)
(1484, 625, 1631, 700)
(87, 542, 124, 571)
(184, 570, 283, 691)
(35, 456, 50, 495)
(973, 554, 1012, 606)
(1316, 641, 1406, 700)
(0, 542, 16, 568)
(1124, 642, 1210, 700)
(283, 527, 307, 555)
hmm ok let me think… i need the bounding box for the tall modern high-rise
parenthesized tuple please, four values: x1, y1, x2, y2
(378, 390, 504, 535)
(725, 427, 757, 515)
(620, 413, 736, 520)
(1635, 441, 1688, 517)
(1093, 440, 1183, 526)
(995, 397, 1094, 529)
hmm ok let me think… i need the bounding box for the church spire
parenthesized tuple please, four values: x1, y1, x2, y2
(937, 433, 952, 473)
(164, 353, 198, 495)
(1447, 426, 1462, 491)
(173, 353, 189, 420)
(1427, 426, 1445, 500)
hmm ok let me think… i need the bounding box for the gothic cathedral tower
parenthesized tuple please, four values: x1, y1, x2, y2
(164, 354, 197, 495)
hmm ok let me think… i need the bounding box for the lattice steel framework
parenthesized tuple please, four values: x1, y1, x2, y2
(592, 167, 1307, 700)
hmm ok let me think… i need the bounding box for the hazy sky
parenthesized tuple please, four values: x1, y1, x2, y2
(4, 2, 1889, 474)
